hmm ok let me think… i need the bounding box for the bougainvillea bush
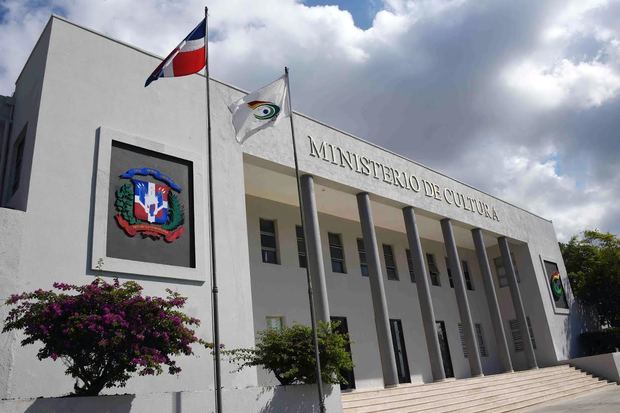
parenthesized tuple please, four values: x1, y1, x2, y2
(2, 278, 207, 396)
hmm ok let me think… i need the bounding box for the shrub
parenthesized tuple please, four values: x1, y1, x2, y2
(226, 321, 353, 385)
(2, 278, 207, 396)
(579, 328, 620, 356)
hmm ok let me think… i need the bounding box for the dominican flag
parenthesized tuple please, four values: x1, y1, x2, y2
(132, 180, 169, 224)
(145, 18, 206, 87)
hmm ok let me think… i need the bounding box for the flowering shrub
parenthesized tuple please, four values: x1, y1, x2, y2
(3, 278, 207, 396)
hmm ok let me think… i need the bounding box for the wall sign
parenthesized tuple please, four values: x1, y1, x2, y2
(114, 167, 185, 242)
(308, 135, 500, 222)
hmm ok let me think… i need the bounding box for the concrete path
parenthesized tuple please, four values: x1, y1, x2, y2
(522, 386, 620, 412)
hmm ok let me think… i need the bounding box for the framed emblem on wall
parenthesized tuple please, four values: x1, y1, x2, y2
(92, 127, 206, 281)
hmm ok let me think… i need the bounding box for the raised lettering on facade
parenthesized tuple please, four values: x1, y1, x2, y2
(308, 135, 500, 222)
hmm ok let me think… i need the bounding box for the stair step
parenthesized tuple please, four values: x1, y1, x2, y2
(343, 374, 598, 412)
(434, 381, 612, 413)
(342, 365, 616, 413)
(343, 366, 580, 402)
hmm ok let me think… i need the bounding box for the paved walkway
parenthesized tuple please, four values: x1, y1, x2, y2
(523, 386, 620, 412)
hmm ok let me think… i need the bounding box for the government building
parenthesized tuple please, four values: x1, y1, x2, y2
(0, 15, 603, 413)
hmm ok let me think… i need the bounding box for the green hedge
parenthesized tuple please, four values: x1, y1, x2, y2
(579, 329, 620, 356)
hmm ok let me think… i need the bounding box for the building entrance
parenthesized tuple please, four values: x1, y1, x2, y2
(331, 316, 356, 390)
(389, 319, 411, 383)
(436, 320, 454, 378)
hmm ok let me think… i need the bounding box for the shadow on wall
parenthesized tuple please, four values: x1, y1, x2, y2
(565, 299, 600, 358)
(259, 385, 334, 413)
(24, 394, 135, 413)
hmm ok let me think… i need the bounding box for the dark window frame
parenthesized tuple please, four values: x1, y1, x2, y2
(295, 225, 307, 268)
(426, 253, 441, 286)
(259, 218, 279, 264)
(357, 238, 369, 277)
(383, 244, 399, 281)
(329, 232, 346, 274)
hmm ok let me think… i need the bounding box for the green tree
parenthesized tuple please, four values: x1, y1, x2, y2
(560, 230, 620, 327)
(226, 321, 353, 385)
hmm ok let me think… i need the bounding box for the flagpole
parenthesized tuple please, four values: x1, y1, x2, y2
(284, 66, 326, 413)
(205, 6, 223, 413)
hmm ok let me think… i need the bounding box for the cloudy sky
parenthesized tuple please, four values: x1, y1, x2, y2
(1, 0, 619, 241)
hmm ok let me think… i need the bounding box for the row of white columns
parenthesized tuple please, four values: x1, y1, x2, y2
(299, 174, 537, 387)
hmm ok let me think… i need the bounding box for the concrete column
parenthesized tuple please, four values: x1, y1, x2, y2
(300, 174, 330, 324)
(441, 219, 483, 377)
(403, 207, 446, 382)
(498, 237, 538, 369)
(357, 192, 399, 387)
(472, 228, 513, 373)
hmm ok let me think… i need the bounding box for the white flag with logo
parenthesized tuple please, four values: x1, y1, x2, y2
(228, 75, 290, 143)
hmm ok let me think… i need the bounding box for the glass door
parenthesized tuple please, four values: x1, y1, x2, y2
(436, 320, 454, 378)
(330, 316, 355, 390)
(389, 319, 411, 383)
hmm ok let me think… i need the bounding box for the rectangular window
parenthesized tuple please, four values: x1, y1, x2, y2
(458, 323, 468, 358)
(462, 260, 474, 290)
(296, 225, 307, 268)
(426, 253, 441, 286)
(329, 232, 346, 273)
(509, 319, 523, 352)
(266, 316, 284, 331)
(527, 316, 537, 349)
(494, 253, 520, 288)
(475, 323, 488, 357)
(509, 317, 536, 352)
(383, 244, 398, 280)
(405, 249, 415, 283)
(10, 126, 27, 197)
(357, 238, 369, 277)
(445, 257, 454, 288)
(260, 218, 278, 264)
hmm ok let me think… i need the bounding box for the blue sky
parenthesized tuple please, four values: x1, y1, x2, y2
(0, 0, 619, 240)
(303, 0, 380, 29)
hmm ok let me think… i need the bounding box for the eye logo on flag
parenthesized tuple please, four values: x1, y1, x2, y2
(248, 100, 281, 120)
(550, 271, 564, 301)
(114, 168, 185, 242)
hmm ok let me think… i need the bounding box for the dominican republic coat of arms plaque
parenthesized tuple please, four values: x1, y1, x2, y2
(114, 167, 185, 242)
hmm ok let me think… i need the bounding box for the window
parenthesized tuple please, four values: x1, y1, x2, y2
(426, 254, 441, 286)
(260, 219, 278, 264)
(462, 260, 474, 290)
(445, 257, 454, 288)
(494, 253, 520, 288)
(383, 244, 398, 280)
(296, 225, 307, 268)
(405, 249, 415, 283)
(10, 126, 27, 197)
(527, 316, 537, 349)
(266, 316, 284, 331)
(458, 323, 468, 358)
(509, 317, 536, 352)
(329, 232, 346, 273)
(475, 323, 488, 357)
(357, 238, 369, 277)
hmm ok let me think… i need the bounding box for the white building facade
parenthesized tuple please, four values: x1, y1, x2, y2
(0, 16, 594, 410)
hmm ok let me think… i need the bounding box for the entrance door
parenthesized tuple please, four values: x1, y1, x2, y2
(389, 319, 411, 383)
(435, 320, 454, 378)
(331, 316, 355, 390)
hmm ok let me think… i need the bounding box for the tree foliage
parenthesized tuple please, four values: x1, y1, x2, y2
(3, 278, 207, 396)
(226, 322, 353, 386)
(560, 229, 620, 327)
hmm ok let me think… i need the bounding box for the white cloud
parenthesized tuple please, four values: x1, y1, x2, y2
(1, 0, 619, 241)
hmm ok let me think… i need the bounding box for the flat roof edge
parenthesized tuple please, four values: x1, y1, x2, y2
(35, 15, 552, 224)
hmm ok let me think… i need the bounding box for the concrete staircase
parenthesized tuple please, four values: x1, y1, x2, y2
(341, 365, 617, 413)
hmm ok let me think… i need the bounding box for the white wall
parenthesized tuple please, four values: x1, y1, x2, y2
(246, 195, 504, 389)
